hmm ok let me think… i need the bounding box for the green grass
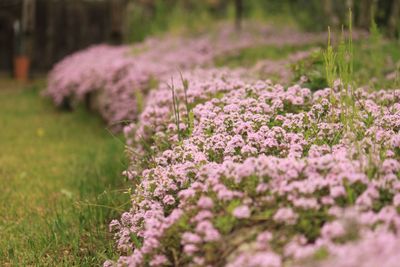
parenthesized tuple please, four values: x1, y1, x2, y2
(214, 43, 318, 68)
(0, 80, 129, 266)
(293, 10, 400, 91)
(293, 39, 400, 91)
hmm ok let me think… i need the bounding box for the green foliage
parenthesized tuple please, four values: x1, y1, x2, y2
(288, 0, 346, 32)
(294, 211, 328, 242)
(126, 0, 226, 42)
(129, 233, 143, 249)
(168, 73, 196, 141)
(227, 199, 242, 213)
(134, 89, 145, 113)
(294, 9, 400, 91)
(126, 0, 400, 42)
(395, 63, 400, 88)
(168, 77, 182, 140)
(161, 214, 192, 266)
(214, 215, 237, 235)
(296, 39, 400, 89)
(372, 189, 394, 212)
(313, 247, 330, 261)
(369, 17, 385, 79)
(322, 9, 354, 91)
(323, 27, 337, 88)
(292, 49, 328, 90)
(344, 181, 367, 205)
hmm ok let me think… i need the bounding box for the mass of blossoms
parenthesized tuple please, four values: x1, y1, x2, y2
(44, 21, 398, 267)
(45, 24, 326, 129)
(107, 73, 400, 266)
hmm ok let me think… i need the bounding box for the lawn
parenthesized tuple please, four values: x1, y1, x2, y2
(0, 80, 129, 266)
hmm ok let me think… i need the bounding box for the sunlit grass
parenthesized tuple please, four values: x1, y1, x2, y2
(0, 81, 129, 266)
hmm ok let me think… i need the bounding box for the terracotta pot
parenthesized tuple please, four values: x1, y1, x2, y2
(14, 56, 30, 82)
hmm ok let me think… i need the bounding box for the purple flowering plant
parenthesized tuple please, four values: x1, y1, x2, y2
(110, 73, 400, 266)
(44, 20, 400, 267)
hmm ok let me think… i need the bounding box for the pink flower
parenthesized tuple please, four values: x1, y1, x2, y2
(330, 186, 346, 198)
(163, 195, 176, 205)
(197, 196, 214, 209)
(182, 232, 202, 244)
(149, 254, 168, 266)
(232, 205, 251, 219)
(183, 244, 198, 255)
(321, 221, 345, 239)
(393, 194, 400, 207)
(273, 207, 298, 225)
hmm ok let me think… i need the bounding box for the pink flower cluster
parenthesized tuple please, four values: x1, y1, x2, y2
(46, 24, 326, 128)
(109, 68, 400, 266)
(123, 67, 247, 162)
(45, 44, 140, 125)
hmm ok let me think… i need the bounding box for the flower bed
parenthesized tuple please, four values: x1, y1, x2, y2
(109, 74, 400, 266)
(45, 24, 326, 129)
(44, 21, 397, 267)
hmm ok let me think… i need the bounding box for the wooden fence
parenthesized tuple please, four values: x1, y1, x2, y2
(0, 0, 127, 74)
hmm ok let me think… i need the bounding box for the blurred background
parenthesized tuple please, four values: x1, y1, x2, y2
(0, 0, 399, 77)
